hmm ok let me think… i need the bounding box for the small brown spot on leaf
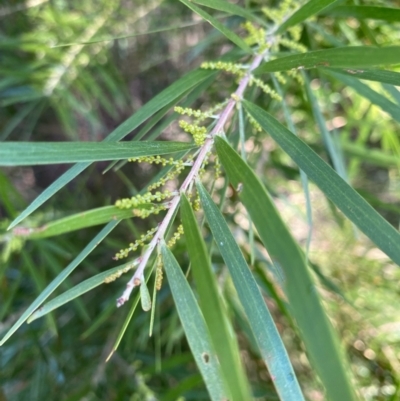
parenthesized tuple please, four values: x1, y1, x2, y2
(202, 352, 210, 363)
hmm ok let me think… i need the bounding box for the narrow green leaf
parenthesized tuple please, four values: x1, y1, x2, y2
(192, 0, 265, 25)
(324, 5, 400, 22)
(8, 68, 215, 230)
(277, 0, 343, 33)
(179, 0, 252, 54)
(323, 68, 400, 86)
(15, 205, 145, 239)
(215, 136, 357, 401)
(325, 70, 400, 123)
(254, 46, 400, 74)
(0, 141, 195, 166)
(197, 182, 304, 401)
(140, 279, 152, 312)
(27, 261, 135, 323)
(243, 100, 400, 266)
(0, 221, 119, 345)
(303, 73, 348, 179)
(161, 243, 229, 401)
(180, 194, 251, 401)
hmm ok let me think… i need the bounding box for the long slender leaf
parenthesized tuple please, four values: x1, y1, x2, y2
(179, 0, 252, 54)
(15, 205, 148, 239)
(325, 70, 400, 124)
(277, 0, 343, 33)
(214, 136, 357, 401)
(27, 261, 136, 322)
(243, 100, 400, 266)
(324, 6, 400, 22)
(0, 141, 195, 166)
(197, 182, 304, 401)
(161, 243, 229, 401)
(254, 46, 400, 74)
(0, 221, 119, 345)
(8, 68, 215, 230)
(323, 68, 400, 86)
(180, 194, 251, 401)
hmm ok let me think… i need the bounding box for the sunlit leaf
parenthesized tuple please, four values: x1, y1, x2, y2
(197, 182, 305, 401)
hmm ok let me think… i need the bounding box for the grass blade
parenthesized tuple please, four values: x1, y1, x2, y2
(197, 182, 305, 401)
(0, 221, 119, 345)
(180, 193, 251, 401)
(254, 46, 400, 74)
(214, 136, 357, 401)
(0, 141, 195, 166)
(243, 100, 400, 266)
(277, 0, 342, 33)
(161, 243, 229, 401)
(7, 68, 215, 230)
(179, 0, 252, 54)
(324, 5, 400, 22)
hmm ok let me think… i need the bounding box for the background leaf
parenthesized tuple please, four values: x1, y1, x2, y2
(243, 100, 400, 266)
(215, 136, 357, 401)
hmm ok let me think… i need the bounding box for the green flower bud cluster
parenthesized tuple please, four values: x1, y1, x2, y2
(116, 190, 175, 209)
(201, 61, 246, 79)
(128, 155, 177, 167)
(155, 254, 163, 290)
(262, 0, 296, 24)
(242, 21, 268, 53)
(214, 156, 221, 180)
(133, 203, 167, 219)
(147, 157, 190, 191)
(245, 110, 262, 133)
(287, 69, 304, 85)
(167, 224, 184, 248)
(278, 37, 307, 53)
(114, 226, 158, 260)
(175, 101, 228, 124)
(249, 76, 282, 101)
(179, 120, 208, 146)
(104, 263, 136, 283)
(174, 106, 206, 120)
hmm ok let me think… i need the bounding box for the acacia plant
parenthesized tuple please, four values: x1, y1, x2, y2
(1, 0, 400, 400)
